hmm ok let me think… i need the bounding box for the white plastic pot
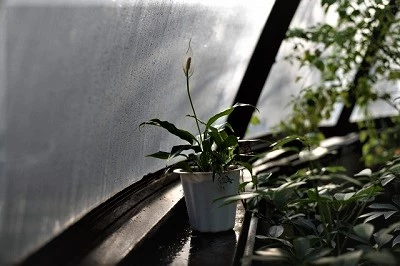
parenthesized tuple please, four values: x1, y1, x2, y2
(174, 168, 241, 233)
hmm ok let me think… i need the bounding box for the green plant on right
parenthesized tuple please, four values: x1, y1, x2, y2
(236, 154, 400, 265)
(280, 0, 400, 167)
(221, 134, 400, 265)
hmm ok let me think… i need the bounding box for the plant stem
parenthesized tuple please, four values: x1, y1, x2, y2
(339, 190, 372, 254)
(186, 75, 203, 148)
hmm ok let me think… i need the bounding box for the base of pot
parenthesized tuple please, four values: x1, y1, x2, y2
(176, 169, 241, 233)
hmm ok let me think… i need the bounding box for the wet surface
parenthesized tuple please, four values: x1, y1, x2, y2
(120, 201, 245, 266)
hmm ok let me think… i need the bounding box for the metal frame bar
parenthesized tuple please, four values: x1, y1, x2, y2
(227, 0, 301, 139)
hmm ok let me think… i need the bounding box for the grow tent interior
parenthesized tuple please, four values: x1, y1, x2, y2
(1, 0, 399, 265)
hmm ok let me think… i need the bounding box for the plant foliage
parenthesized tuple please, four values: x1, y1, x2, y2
(229, 141, 400, 265)
(140, 41, 258, 177)
(280, 0, 400, 166)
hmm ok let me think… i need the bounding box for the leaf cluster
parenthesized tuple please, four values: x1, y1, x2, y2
(236, 153, 400, 265)
(280, 0, 400, 166)
(140, 42, 259, 178)
(140, 103, 256, 177)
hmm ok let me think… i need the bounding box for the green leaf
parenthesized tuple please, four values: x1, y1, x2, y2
(313, 250, 363, 266)
(256, 236, 293, 247)
(381, 174, 396, 186)
(171, 161, 193, 173)
(293, 218, 317, 232)
(321, 166, 347, 173)
(392, 234, 400, 247)
(270, 136, 308, 150)
(315, 59, 325, 71)
(205, 103, 256, 129)
(220, 135, 238, 149)
(364, 250, 397, 265)
(140, 119, 196, 144)
(354, 168, 372, 177)
(172, 144, 200, 158)
(359, 211, 386, 223)
(293, 237, 310, 259)
(237, 161, 253, 175)
(306, 248, 332, 261)
(214, 192, 259, 206)
(321, 0, 336, 7)
(373, 232, 393, 248)
(255, 247, 292, 261)
(383, 211, 398, 219)
(276, 181, 307, 191)
(329, 174, 363, 186)
(238, 181, 251, 191)
(208, 130, 224, 146)
(213, 122, 234, 133)
(368, 203, 398, 211)
(353, 223, 374, 242)
(334, 192, 355, 201)
(146, 151, 171, 159)
(269, 225, 284, 237)
(250, 114, 261, 125)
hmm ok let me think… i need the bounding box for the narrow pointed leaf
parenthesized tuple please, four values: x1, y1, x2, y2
(140, 119, 196, 144)
(214, 192, 259, 206)
(146, 151, 171, 160)
(256, 236, 293, 247)
(270, 135, 307, 150)
(313, 250, 362, 266)
(359, 212, 384, 223)
(206, 103, 255, 128)
(171, 145, 200, 157)
(369, 203, 398, 211)
(381, 174, 396, 186)
(392, 234, 400, 247)
(383, 211, 398, 219)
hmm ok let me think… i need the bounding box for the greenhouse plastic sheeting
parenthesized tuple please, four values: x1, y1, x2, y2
(0, 0, 273, 263)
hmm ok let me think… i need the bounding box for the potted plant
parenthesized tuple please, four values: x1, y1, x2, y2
(140, 43, 257, 233)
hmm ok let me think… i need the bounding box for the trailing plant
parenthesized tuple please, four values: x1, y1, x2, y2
(280, 0, 400, 166)
(140, 41, 257, 179)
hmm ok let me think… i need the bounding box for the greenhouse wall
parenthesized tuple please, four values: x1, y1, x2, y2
(0, 0, 272, 263)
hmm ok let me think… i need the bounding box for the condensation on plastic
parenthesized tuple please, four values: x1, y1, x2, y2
(0, 0, 273, 263)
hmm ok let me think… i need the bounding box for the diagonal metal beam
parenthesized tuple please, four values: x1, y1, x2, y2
(227, 0, 301, 139)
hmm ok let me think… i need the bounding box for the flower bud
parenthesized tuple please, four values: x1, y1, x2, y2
(182, 40, 194, 77)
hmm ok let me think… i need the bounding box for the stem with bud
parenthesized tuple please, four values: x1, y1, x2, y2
(184, 58, 203, 148)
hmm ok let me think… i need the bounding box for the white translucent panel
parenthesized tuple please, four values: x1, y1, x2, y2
(350, 81, 400, 122)
(0, 0, 273, 263)
(246, 0, 338, 138)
